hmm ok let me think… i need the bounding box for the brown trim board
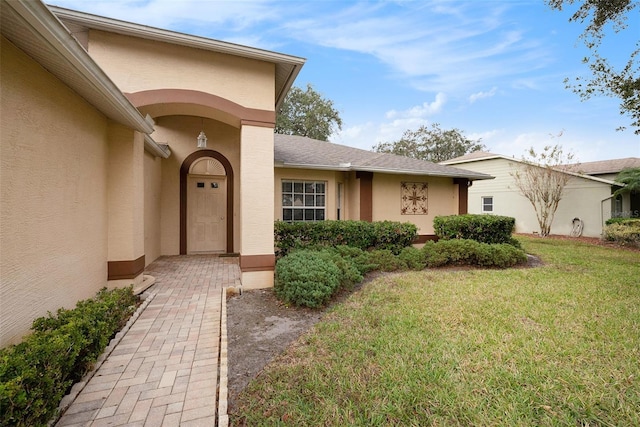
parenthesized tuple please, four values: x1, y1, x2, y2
(126, 89, 275, 127)
(413, 234, 439, 244)
(240, 254, 275, 272)
(108, 255, 145, 280)
(181, 150, 234, 254)
(453, 178, 469, 214)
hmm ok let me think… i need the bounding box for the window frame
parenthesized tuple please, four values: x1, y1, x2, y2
(281, 180, 327, 222)
(481, 196, 494, 213)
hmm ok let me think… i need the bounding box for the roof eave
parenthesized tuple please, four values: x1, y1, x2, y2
(49, 5, 306, 109)
(274, 162, 493, 180)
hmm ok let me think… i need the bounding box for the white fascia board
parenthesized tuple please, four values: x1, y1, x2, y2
(49, 6, 306, 66)
(274, 162, 494, 180)
(8, 1, 153, 134)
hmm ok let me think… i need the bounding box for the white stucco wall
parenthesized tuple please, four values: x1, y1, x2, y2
(450, 158, 613, 237)
(0, 37, 110, 347)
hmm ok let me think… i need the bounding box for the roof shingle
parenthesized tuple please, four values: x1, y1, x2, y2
(274, 134, 493, 180)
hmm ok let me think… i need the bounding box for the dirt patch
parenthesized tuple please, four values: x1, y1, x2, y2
(226, 289, 326, 409)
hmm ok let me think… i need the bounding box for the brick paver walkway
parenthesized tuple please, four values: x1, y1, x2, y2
(56, 255, 240, 427)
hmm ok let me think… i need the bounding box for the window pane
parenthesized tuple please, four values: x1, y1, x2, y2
(293, 195, 304, 206)
(305, 195, 315, 206)
(305, 182, 315, 193)
(316, 209, 325, 220)
(293, 209, 303, 221)
(283, 209, 292, 221)
(316, 183, 325, 193)
(305, 209, 315, 221)
(294, 182, 303, 193)
(316, 195, 325, 207)
(282, 181, 292, 192)
(282, 194, 292, 206)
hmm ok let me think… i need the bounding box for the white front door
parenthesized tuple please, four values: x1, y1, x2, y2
(188, 175, 226, 253)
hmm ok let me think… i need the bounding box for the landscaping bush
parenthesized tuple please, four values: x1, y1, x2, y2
(274, 220, 417, 257)
(398, 246, 428, 270)
(603, 220, 640, 247)
(605, 217, 640, 226)
(275, 251, 342, 308)
(0, 287, 138, 427)
(422, 239, 527, 268)
(367, 249, 408, 272)
(434, 214, 517, 245)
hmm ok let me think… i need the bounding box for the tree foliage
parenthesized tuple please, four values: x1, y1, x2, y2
(546, 0, 640, 133)
(613, 167, 640, 196)
(275, 83, 342, 141)
(510, 144, 577, 237)
(372, 123, 485, 163)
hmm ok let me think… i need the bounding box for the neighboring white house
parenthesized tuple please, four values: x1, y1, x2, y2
(442, 152, 628, 238)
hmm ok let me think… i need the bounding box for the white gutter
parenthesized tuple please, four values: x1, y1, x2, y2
(144, 135, 171, 159)
(275, 162, 494, 180)
(5, 0, 153, 134)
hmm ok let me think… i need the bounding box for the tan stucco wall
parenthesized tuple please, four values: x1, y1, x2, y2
(144, 151, 163, 265)
(452, 158, 613, 237)
(154, 116, 241, 255)
(273, 168, 346, 221)
(85, 30, 275, 111)
(371, 174, 456, 235)
(0, 38, 110, 347)
(345, 171, 360, 220)
(107, 125, 145, 265)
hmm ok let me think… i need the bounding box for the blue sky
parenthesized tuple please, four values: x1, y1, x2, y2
(50, 0, 640, 162)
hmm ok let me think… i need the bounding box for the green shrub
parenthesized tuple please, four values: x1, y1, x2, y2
(603, 221, 640, 247)
(421, 239, 527, 269)
(0, 287, 138, 427)
(434, 214, 516, 245)
(275, 251, 342, 308)
(398, 246, 427, 270)
(367, 249, 408, 272)
(274, 220, 417, 257)
(605, 217, 640, 226)
(323, 245, 377, 276)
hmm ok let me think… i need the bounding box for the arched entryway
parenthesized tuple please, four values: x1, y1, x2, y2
(180, 150, 234, 254)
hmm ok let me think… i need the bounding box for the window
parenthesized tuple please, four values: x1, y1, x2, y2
(282, 180, 326, 221)
(482, 196, 493, 212)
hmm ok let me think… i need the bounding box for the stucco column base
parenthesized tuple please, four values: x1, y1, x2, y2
(240, 271, 274, 289)
(107, 273, 144, 290)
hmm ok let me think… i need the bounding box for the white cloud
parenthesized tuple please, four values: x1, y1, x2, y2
(386, 93, 447, 119)
(468, 87, 498, 104)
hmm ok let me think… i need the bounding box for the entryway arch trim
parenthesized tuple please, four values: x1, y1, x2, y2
(180, 150, 234, 254)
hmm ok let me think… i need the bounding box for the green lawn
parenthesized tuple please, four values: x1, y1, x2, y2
(232, 237, 640, 426)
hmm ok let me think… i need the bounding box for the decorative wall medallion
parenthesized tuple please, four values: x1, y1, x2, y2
(401, 182, 428, 215)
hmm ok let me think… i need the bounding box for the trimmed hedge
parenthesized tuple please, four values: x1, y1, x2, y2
(603, 220, 640, 247)
(0, 287, 139, 427)
(605, 217, 640, 226)
(274, 220, 417, 257)
(434, 214, 518, 246)
(275, 239, 527, 308)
